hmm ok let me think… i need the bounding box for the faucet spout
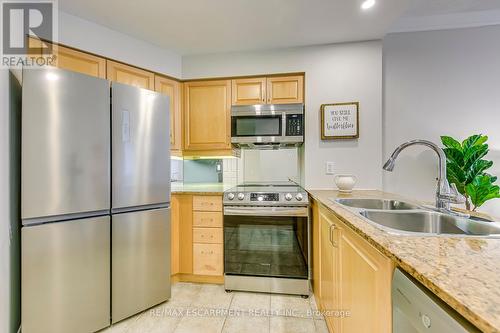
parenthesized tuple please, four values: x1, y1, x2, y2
(382, 157, 396, 172)
(383, 139, 465, 210)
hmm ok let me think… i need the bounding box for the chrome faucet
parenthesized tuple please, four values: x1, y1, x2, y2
(383, 140, 466, 212)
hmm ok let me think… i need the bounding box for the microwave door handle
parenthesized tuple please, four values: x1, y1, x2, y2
(282, 112, 286, 138)
(224, 206, 308, 217)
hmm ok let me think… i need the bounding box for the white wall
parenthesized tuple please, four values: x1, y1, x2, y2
(383, 26, 500, 216)
(183, 41, 383, 190)
(59, 12, 182, 78)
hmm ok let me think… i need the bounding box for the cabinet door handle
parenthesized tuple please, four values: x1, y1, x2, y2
(329, 224, 334, 244)
(330, 224, 338, 248)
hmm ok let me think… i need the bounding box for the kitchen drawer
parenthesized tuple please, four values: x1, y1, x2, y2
(193, 195, 222, 212)
(193, 243, 223, 276)
(193, 211, 222, 228)
(193, 227, 222, 244)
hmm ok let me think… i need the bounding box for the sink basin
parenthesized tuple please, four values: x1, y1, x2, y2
(335, 198, 419, 210)
(360, 210, 500, 236)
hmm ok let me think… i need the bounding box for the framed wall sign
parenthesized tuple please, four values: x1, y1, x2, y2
(320, 102, 359, 139)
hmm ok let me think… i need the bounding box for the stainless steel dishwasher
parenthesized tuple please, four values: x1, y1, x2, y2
(393, 268, 480, 333)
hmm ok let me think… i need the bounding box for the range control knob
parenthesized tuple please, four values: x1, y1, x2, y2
(227, 193, 235, 200)
(237, 193, 245, 200)
(296, 193, 303, 201)
(285, 193, 293, 201)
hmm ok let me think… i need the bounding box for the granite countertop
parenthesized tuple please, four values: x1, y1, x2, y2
(307, 189, 500, 333)
(171, 182, 233, 194)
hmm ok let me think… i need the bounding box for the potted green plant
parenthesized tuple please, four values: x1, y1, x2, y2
(441, 134, 500, 212)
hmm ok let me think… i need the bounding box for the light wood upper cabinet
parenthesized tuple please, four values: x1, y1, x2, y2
(55, 45, 106, 78)
(231, 77, 266, 105)
(317, 205, 393, 333)
(27, 37, 105, 78)
(267, 75, 304, 104)
(155, 75, 182, 152)
(184, 80, 231, 151)
(231, 75, 304, 105)
(106, 60, 154, 90)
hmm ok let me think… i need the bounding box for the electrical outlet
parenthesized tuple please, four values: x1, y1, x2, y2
(326, 162, 335, 175)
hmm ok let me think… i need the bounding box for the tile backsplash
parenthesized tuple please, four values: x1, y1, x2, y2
(222, 159, 239, 186)
(171, 148, 300, 185)
(183, 159, 223, 183)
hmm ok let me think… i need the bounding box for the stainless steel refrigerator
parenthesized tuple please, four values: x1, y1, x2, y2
(21, 68, 171, 333)
(110, 82, 171, 323)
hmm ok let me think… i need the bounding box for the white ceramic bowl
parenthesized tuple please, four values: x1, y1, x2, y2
(334, 174, 357, 193)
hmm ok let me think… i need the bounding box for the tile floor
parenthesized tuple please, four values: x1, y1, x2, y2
(100, 282, 328, 333)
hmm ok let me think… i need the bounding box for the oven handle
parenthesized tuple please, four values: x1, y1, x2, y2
(224, 206, 309, 217)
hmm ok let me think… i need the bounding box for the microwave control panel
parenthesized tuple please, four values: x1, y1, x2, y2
(286, 114, 304, 136)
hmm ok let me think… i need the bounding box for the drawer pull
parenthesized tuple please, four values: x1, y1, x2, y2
(199, 234, 214, 239)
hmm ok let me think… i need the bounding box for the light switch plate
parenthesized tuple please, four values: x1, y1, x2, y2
(326, 162, 335, 175)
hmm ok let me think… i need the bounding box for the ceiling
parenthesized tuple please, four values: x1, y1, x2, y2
(403, 0, 500, 17)
(59, 0, 410, 55)
(59, 0, 500, 56)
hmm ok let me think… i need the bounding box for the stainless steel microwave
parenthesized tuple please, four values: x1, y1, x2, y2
(231, 104, 304, 149)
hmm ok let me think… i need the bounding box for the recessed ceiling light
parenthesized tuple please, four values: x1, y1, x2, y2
(361, 0, 376, 10)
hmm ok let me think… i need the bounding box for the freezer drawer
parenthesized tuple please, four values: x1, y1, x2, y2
(111, 83, 170, 210)
(22, 68, 110, 221)
(112, 208, 171, 323)
(21, 216, 110, 333)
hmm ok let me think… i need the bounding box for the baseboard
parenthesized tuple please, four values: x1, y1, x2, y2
(171, 273, 224, 284)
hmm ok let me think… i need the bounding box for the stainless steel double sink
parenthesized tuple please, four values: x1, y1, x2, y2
(333, 198, 500, 237)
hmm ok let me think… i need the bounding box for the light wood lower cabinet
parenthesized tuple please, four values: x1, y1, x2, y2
(319, 208, 341, 333)
(193, 211, 223, 228)
(171, 194, 193, 275)
(192, 195, 223, 277)
(193, 227, 223, 244)
(193, 243, 223, 276)
(193, 195, 223, 212)
(316, 203, 393, 333)
(171, 194, 224, 281)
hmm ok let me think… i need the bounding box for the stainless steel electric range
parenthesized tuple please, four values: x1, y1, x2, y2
(223, 182, 310, 297)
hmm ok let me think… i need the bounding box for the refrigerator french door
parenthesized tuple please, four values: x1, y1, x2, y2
(111, 82, 171, 323)
(21, 68, 111, 333)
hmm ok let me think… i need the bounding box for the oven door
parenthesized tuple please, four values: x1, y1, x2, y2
(223, 206, 309, 279)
